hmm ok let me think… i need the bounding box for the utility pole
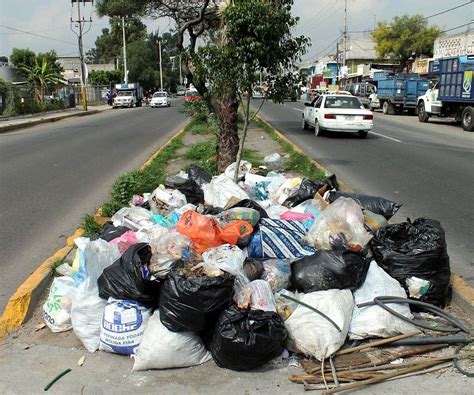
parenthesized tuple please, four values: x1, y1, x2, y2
(159, 38, 163, 91)
(70, 0, 92, 111)
(179, 54, 183, 85)
(122, 16, 128, 83)
(343, 0, 348, 67)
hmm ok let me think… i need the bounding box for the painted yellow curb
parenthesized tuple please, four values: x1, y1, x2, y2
(0, 228, 83, 339)
(0, 123, 189, 340)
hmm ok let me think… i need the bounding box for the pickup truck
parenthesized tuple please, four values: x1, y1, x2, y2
(375, 72, 429, 115)
(113, 83, 143, 108)
(417, 55, 474, 131)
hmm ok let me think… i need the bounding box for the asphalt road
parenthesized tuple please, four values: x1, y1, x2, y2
(0, 100, 187, 311)
(255, 99, 474, 285)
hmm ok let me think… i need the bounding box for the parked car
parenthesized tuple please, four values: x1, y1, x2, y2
(184, 89, 200, 102)
(346, 82, 377, 108)
(150, 91, 171, 108)
(176, 86, 186, 96)
(301, 94, 373, 138)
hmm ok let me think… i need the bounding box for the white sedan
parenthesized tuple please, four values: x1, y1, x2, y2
(302, 94, 373, 138)
(150, 91, 170, 108)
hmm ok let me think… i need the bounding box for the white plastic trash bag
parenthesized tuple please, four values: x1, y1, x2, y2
(112, 207, 154, 231)
(200, 244, 248, 286)
(99, 298, 152, 355)
(285, 289, 354, 360)
(349, 261, 418, 340)
(132, 310, 211, 371)
(43, 276, 75, 333)
(149, 187, 187, 215)
(71, 239, 121, 353)
(304, 197, 372, 251)
(224, 160, 252, 179)
(202, 173, 249, 208)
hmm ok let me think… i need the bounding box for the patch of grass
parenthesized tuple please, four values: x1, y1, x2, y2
(252, 116, 326, 181)
(186, 118, 211, 135)
(82, 214, 103, 238)
(50, 258, 64, 273)
(184, 138, 218, 175)
(242, 148, 263, 166)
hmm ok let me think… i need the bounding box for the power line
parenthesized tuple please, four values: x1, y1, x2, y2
(440, 21, 473, 34)
(306, 34, 343, 62)
(0, 24, 92, 49)
(422, 1, 473, 20)
(0, 24, 78, 46)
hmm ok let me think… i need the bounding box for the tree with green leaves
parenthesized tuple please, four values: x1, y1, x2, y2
(96, 0, 308, 172)
(372, 15, 441, 70)
(87, 69, 122, 85)
(20, 57, 62, 102)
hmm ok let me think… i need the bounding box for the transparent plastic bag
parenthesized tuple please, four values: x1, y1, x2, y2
(149, 187, 187, 215)
(199, 244, 248, 286)
(261, 259, 291, 292)
(234, 279, 277, 312)
(202, 173, 249, 208)
(112, 207, 154, 231)
(304, 197, 372, 251)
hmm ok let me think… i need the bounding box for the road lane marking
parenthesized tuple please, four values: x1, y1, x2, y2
(371, 131, 402, 143)
(293, 108, 303, 112)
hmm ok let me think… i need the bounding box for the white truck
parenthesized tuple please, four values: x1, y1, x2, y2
(113, 83, 143, 108)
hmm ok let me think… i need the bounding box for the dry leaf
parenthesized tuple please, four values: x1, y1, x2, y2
(35, 323, 46, 331)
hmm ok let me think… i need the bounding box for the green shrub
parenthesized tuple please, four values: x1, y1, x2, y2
(81, 214, 103, 238)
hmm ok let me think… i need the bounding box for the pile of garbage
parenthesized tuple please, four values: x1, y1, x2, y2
(43, 158, 469, 387)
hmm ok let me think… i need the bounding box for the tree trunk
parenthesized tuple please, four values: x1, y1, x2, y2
(217, 92, 239, 172)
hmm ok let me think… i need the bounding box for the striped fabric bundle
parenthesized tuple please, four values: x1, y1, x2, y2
(248, 219, 316, 259)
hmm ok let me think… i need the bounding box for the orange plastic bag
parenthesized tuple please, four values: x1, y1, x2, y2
(177, 211, 253, 252)
(221, 221, 253, 245)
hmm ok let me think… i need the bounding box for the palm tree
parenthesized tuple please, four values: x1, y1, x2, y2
(21, 58, 62, 103)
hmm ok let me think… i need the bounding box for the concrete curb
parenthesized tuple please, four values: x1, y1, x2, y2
(256, 113, 474, 316)
(0, 124, 188, 339)
(0, 108, 105, 134)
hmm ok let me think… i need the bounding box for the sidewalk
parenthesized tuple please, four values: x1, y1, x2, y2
(0, 117, 472, 394)
(0, 104, 110, 133)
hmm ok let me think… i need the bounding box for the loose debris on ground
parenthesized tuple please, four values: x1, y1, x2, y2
(39, 117, 472, 392)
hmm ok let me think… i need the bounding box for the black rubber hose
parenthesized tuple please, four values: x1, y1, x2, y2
(281, 293, 342, 332)
(387, 334, 471, 346)
(372, 296, 470, 333)
(357, 296, 469, 334)
(454, 344, 474, 377)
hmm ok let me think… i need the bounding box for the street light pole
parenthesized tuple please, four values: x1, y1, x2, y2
(122, 16, 128, 83)
(159, 38, 163, 91)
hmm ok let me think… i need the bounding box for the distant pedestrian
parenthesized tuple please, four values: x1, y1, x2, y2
(106, 91, 113, 106)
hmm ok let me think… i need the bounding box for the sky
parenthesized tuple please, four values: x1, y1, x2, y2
(0, 0, 472, 61)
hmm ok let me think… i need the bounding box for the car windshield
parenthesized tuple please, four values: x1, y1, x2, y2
(325, 96, 363, 109)
(153, 92, 167, 97)
(117, 91, 132, 96)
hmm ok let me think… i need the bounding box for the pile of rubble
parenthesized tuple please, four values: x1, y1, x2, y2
(43, 158, 471, 391)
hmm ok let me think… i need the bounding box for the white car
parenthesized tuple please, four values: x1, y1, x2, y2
(302, 94, 373, 138)
(150, 91, 170, 108)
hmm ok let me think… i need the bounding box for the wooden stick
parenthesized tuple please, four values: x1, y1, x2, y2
(336, 332, 419, 355)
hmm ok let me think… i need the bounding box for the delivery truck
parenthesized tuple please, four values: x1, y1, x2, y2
(417, 55, 474, 131)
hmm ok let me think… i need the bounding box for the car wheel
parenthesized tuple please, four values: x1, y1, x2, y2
(461, 107, 474, 131)
(418, 102, 429, 123)
(301, 116, 309, 130)
(358, 130, 368, 139)
(314, 120, 322, 136)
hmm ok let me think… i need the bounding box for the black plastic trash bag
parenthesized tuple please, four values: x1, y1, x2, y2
(159, 268, 235, 333)
(326, 174, 339, 191)
(292, 250, 370, 292)
(209, 306, 287, 371)
(196, 204, 224, 215)
(188, 165, 213, 187)
(328, 191, 401, 220)
(283, 179, 325, 208)
(164, 176, 204, 205)
(370, 218, 450, 307)
(98, 243, 160, 304)
(243, 258, 264, 281)
(227, 199, 269, 219)
(97, 221, 129, 242)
